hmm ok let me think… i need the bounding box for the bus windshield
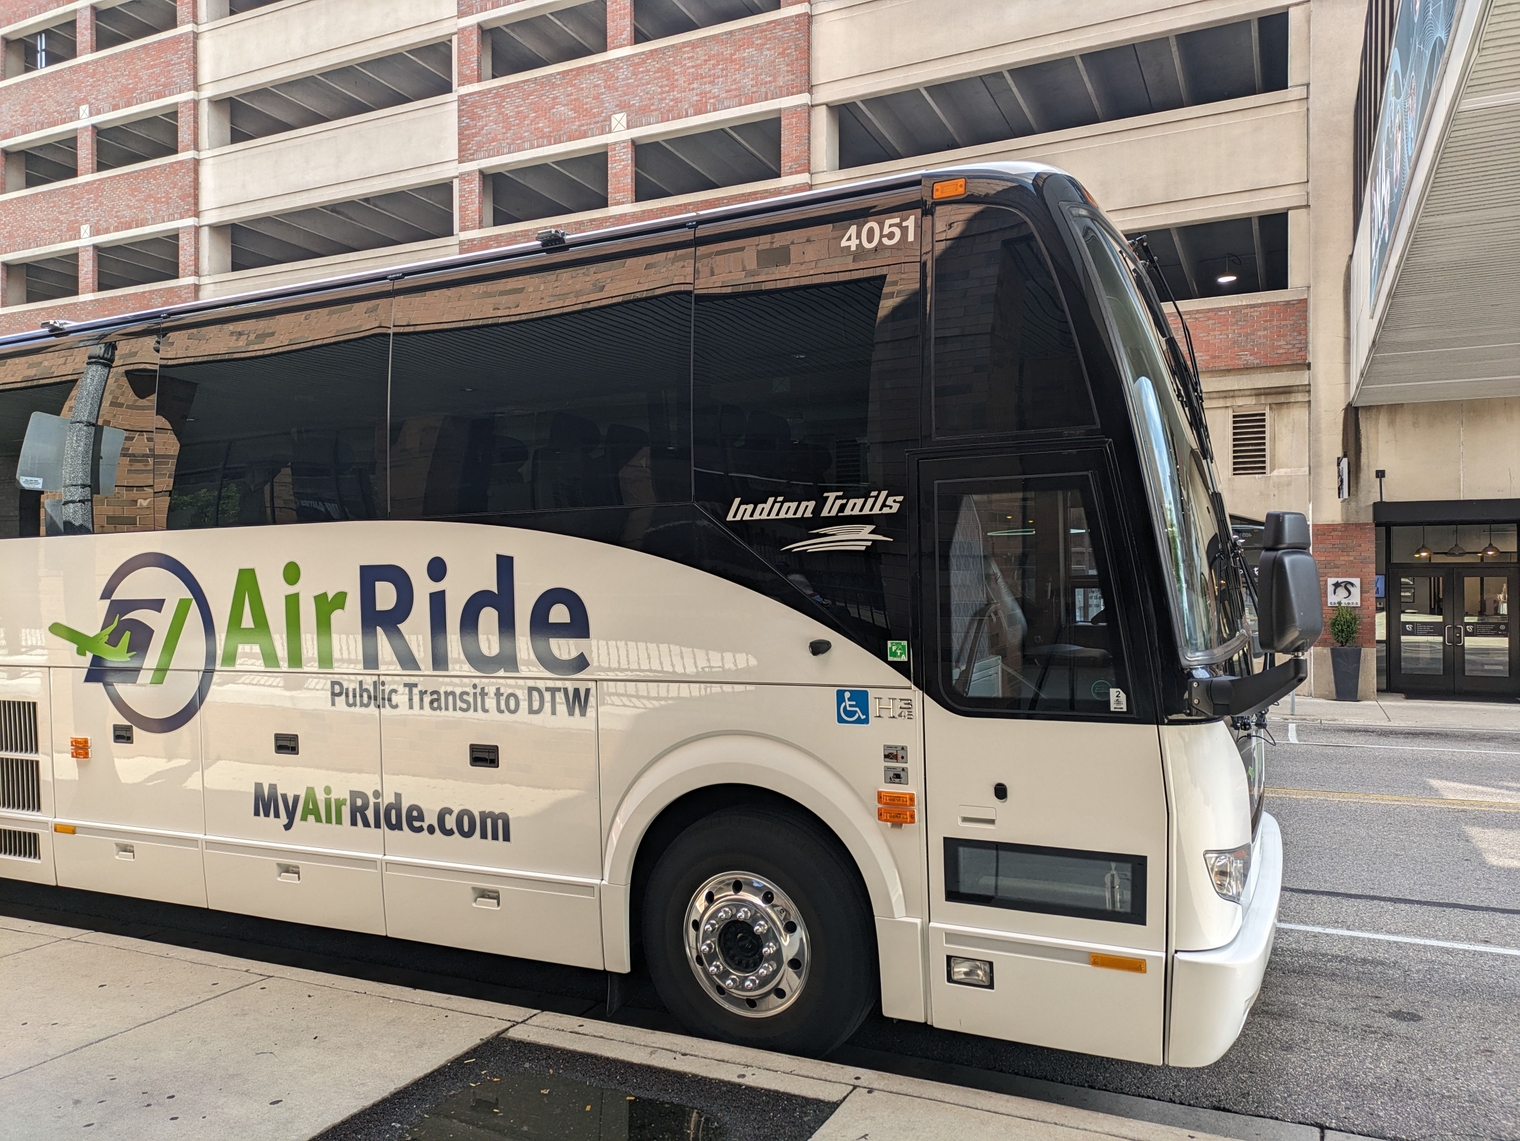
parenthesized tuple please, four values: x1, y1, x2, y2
(1075, 216, 1245, 664)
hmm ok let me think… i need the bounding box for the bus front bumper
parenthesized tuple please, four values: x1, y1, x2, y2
(1166, 811, 1282, 1068)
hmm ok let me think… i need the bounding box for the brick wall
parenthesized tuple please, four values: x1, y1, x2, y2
(0, 158, 197, 255)
(1312, 522, 1377, 648)
(457, 13, 808, 162)
(1169, 297, 1308, 372)
(0, 283, 197, 337)
(0, 31, 194, 141)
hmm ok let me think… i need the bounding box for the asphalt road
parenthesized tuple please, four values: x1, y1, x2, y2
(845, 721, 1520, 1141)
(2, 720, 1515, 1141)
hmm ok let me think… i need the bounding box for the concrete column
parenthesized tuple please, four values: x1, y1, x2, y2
(4, 151, 25, 193)
(608, 140, 634, 206)
(200, 225, 230, 276)
(76, 6, 95, 55)
(78, 244, 98, 295)
(178, 224, 198, 279)
(607, 0, 634, 50)
(202, 98, 229, 150)
(809, 104, 837, 174)
(77, 125, 97, 176)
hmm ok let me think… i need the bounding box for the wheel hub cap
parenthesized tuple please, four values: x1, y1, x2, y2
(684, 871, 808, 1017)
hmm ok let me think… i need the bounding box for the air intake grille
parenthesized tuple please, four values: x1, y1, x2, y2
(0, 700, 38, 755)
(0, 756, 40, 813)
(1232, 410, 1268, 476)
(0, 827, 40, 861)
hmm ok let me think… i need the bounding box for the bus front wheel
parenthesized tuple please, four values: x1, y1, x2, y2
(642, 806, 876, 1057)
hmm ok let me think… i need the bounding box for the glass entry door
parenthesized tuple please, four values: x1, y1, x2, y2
(1390, 568, 1518, 697)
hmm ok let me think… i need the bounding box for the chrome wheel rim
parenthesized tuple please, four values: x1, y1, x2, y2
(683, 870, 809, 1018)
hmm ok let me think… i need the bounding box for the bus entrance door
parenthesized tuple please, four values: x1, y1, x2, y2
(915, 450, 1168, 1064)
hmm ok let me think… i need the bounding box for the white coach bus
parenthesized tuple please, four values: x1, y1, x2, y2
(0, 165, 1321, 1065)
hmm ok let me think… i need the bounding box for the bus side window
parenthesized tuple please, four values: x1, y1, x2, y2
(157, 299, 391, 529)
(0, 335, 159, 537)
(694, 209, 920, 653)
(387, 243, 692, 520)
(933, 204, 1096, 437)
(938, 473, 1127, 716)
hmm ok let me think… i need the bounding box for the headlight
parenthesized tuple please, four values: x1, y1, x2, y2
(1204, 844, 1252, 903)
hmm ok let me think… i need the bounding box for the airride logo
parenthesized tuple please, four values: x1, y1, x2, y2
(49, 552, 590, 735)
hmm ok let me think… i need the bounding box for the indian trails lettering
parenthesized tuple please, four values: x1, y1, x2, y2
(253, 782, 509, 841)
(219, 554, 589, 676)
(327, 679, 591, 717)
(725, 490, 905, 522)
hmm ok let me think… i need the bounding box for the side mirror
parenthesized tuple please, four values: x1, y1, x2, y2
(1256, 510, 1322, 654)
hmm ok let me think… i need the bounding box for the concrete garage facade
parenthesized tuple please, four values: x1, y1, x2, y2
(1, 0, 1439, 697)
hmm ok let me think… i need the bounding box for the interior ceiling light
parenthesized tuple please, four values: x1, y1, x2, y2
(1414, 526, 1432, 559)
(1216, 252, 1242, 287)
(1482, 524, 1501, 560)
(1216, 273, 1238, 284)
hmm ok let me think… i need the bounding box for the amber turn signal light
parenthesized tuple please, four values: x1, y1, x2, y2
(1090, 952, 1147, 973)
(878, 806, 916, 824)
(877, 789, 915, 807)
(69, 737, 90, 760)
(932, 177, 967, 200)
(54, 823, 76, 834)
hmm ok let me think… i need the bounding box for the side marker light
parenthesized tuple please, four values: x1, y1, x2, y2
(69, 737, 89, 760)
(932, 178, 967, 200)
(54, 823, 76, 834)
(877, 789, 915, 807)
(877, 806, 916, 824)
(1090, 952, 1147, 973)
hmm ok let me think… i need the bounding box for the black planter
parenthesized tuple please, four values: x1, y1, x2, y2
(1331, 645, 1363, 701)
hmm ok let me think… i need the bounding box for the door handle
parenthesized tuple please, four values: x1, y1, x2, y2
(276, 863, 300, 883)
(1444, 625, 1455, 646)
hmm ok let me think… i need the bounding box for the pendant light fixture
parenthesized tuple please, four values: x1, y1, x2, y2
(1414, 526, 1432, 560)
(1446, 535, 1469, 557)
(1481, 524, 1501, 561)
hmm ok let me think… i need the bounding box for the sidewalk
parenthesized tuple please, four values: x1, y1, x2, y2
(1268, 692, 1520, 734)
(0, 910, 1260, 1141)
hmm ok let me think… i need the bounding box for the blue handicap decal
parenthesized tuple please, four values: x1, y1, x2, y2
(836, 689, 870, 725)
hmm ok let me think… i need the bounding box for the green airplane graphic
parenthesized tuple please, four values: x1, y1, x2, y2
(49, 616, 134, 662)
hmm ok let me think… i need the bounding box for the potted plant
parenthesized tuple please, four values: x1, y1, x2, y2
(1329, 603, 1361, 701)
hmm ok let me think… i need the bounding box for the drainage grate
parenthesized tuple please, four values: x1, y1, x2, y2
(0, 827, 40, 860)
(0, 700, 38, 755)
(0, 755, 40, 813)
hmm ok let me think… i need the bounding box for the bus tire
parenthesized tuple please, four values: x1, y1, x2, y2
(642, 804, 876, 1057)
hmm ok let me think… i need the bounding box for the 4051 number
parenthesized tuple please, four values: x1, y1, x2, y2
(840, 215, 917, 253)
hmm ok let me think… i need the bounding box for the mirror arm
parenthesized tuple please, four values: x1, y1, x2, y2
(1188, 655, 1307, 719)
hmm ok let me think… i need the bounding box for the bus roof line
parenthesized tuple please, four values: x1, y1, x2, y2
(0, 161, 1061, 355)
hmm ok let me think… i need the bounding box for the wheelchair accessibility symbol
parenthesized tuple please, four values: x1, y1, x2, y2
(836, 689, 870, 725)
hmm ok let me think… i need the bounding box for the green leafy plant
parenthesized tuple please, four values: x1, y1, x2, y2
(1329, 602, 1360, 647)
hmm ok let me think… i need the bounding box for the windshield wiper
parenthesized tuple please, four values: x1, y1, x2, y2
(1127, 235, 1213, 464)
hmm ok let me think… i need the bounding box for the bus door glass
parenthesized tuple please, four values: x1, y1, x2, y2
(379, 243, 693, 967)
(920, 205, 1166, 1064)
(158, 293, 391, 934)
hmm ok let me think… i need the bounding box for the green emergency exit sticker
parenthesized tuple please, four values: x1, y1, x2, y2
(887, 640, 909, 662)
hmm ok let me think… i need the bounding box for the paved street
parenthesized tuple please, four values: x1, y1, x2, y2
(2, 710, 1516, 1141)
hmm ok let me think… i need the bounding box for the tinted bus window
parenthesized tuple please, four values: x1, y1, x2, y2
(0, 334, 160, 537)
(695, 208, 920, 650)
(158, 298, 390, 529)
(934, 205, 1094, 436)
(387, 244, 692, 519)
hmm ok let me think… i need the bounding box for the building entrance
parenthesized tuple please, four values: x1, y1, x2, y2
(1389, 567, 1518, 698)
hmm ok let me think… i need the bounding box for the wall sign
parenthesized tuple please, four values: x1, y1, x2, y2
(1327, 577, 1361, 607)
